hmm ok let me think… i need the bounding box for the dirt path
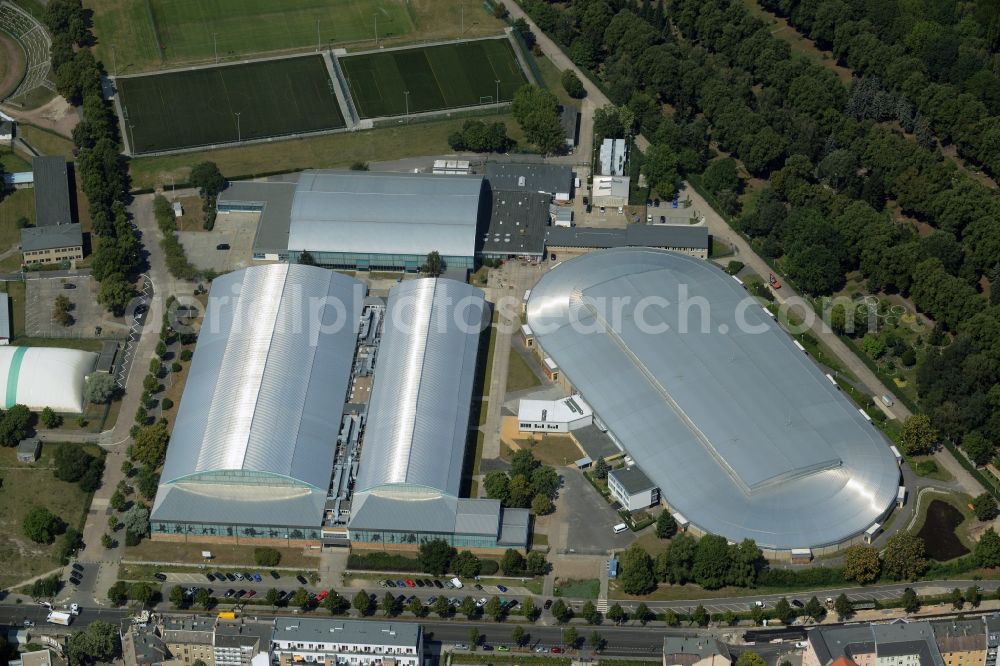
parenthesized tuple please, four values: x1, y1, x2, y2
(0, 31, 26, 100)
(0, 94, 79, 138)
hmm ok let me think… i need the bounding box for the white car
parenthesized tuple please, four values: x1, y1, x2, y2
(795, 642, 808, 649)
(70, 603, 80, 615)
(477, 597, 488, 607)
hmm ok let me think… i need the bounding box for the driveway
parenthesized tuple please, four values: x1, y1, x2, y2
(553, 469, 635, 555)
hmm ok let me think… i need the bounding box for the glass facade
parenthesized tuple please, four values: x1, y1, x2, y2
(349, 529, 499, 549)
(151, 521, 321, 542)
(288, 250, 474, 272)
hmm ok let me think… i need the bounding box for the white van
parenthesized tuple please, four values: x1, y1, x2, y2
(881, 395, 894, 407)
(612, 523, 628, 534)
(450, 577, 463, 589)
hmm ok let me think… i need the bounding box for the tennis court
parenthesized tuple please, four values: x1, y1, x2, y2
(340, 38, 527, 119)
(117, 55, 345, 153)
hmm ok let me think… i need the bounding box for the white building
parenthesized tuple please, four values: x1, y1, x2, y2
(608, 465, 660, 512)
(591, 175, 630, 208)
(518, 394, 593, 433)
(599, 138, 627, 176)
(271, 618, 422, 666)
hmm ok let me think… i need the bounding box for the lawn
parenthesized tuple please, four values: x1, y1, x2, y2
(17, 125, 76, 159)
(89, 0, 414, 73)
(513, 435, 583, 468)
(532, 51, 579, 109)
(0, 188, 34, 250)
(506, 347, 541, 392)
(0, 443, 100, 588)
(553, 577, 600, 599)
(117, 55, 345, 153)
(0, 147, 32, 172)
(128, 113, 523, 189)
(124, 539, 320, 569)
(341, 38, 527, 118)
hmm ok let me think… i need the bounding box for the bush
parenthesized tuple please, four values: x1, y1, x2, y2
(180, 349, 193, 361)
(254, 547, 282, 567)
(347, 552, 421, 572)
(84, 372, 118, 404)
(726, 261, 745, 275)
(561, 69, 586, 98)
(915, 459, 939, 475)
(161, 398, 174, 410)
(23, 507, 63, 544)
(479, 559, 500, 575)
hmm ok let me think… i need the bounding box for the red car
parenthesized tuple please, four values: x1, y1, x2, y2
(404, 579, 416, 588)
(551, 647, 564, 654)
(316, 590, 329, 602)
(246, 590, 257, 598)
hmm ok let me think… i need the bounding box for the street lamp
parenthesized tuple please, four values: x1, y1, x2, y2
(404, 91, 409, 124)
(495, 79, 500, 114)
(213, 32, 219, 63)
(234, 112, 242, 142)
(373, 13, 378, 45)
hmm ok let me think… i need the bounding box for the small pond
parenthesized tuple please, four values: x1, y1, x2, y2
(916, 499, 969, 561)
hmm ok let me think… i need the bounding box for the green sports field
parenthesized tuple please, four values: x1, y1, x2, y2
(340, 39, 528, 119)
(117, 56, 345, 153)
(89, 0, 415, 72)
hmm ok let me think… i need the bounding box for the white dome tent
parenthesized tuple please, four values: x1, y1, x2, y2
(0, 346, 97, 413)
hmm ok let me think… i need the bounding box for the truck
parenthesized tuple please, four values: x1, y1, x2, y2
(217, 611, 237, 620)
(47, 611, 72, 626)
(769, 272, 781, 289)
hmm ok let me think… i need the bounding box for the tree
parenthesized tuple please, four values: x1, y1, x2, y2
(468, 627, 480, 649)
(129, 582, 155, 607)
(254, 547, 281, 567)
(594, 457, 608, 479)
(422, 251, 443, 277)
(692, 535, 730, 589)
(485, 596, 504, 621)
(107, 581, 128, 606)
(620, 544, 656, 595)
(843, 545, 882, 584)
(132, 422, 170, 467)
(452, 550, 482, 577)
(511, 85, 565, 154)
(805, 596, 824, 620)
(664, 533, 697, 584)
(692, 604, 709, 627)
(85, 373, 117, 404)
(550, 598, 571, 623)
(951, 587, 965, 609)
(460, 596, 478, 619)
(500, 548, 525, 575)
(40, 407, 62, 428)
(66, 620, 120, 666)
(380, 592, 399, 616)
(967, 585, 982, 608)
(634, 602, 653, 625)
(53, 295, 74, 326)
(737, 653, 767, 666)
(353, 590, 374, 616)
(512, 625, 526, 647)
(169, 585, 186, 608)
(589, 630, 604, 652)
(834, 593, 853, 620)
(407, 596, 426, 617)
(190, 162, 226, 198)
(123, 503, 149, 537)
(0, 405, 31, 446)
(973, 493, 999, 521)
(265, 588, 279, 607)
(531, 493, 554, 515)
(483, 471, 510, 504)
(976, 527, 1000, 566)
(773, 597, 792, 624)
(581, 600, 598, 624)
(418, 539, 455, 575)
(433, 595, 451, 618)
(196, 589, 215, 610)
(664, 609, 680, 626)
(656, 510, 677, 539)
(98, 274, 137, 316)
(900, 414, 938, 455)
(55, 445, 96, 482)
(521, 596, 536, 620)
(606, 603, 625, 625)
(526, 551, 548, 576)
(23, 506, 62, 544)
(704, 158, 741, 194)
(902, 587, 920, 613)
(882, 533, 929, 580)
(292, 588, 315, 611)
(561, 70, 585, 98)
(563, 625, 578, 648)
(642, 144, 680, 198)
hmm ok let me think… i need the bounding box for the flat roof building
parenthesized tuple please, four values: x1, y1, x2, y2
(0, 292, 9, 343)
(271, 618, 421, 666)
(349, 278, 529, 550)
(608, 465, 660, 512)
(545, 224, 709, 259)
(484, 162, 573, 202)
(480, 188, 547, 259)
(599, 138, 627, 176)
(286, 171, 485, 271)
(517, 394, 593, 433)
(218, 180, 297, 262)
(525, 248, 900, 551)
(150, 264, 365, 544)
(591, 175, 629, 207)
(21, 224, 84, 266)
(32, 156, 72, 227)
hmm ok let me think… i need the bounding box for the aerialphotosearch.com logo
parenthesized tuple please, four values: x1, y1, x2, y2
(135, 280, 905, 345)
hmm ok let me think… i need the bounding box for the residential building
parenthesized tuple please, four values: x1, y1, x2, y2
(663, 637, 731, 666)
(517, 394, 593, 433)
(270, 618, 421, 666)
(805, 622, 944, 666)
(161, 615, 216, 666)
(121, 620, 168, 666)
(933, 620, 986, 666)
(608, 465, 660, 512)
(214, 620, 272, 666)
(560, 106, 579, 149)
(7, 650, 52, 666)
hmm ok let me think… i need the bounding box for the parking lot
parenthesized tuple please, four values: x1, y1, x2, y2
(25, 275, 123, 338)
(556, 470, 636, 554)
(179, 211, 257, 274)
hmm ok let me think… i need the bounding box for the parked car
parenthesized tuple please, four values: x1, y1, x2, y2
(63, 283, 77, 289)
(551, 647, 564, 654)
(543, 599, 553, 610)
(423, 579, 433, 587)
(396, 595, 406, 604)
(154, 572, 167, 581)
(443, 580, 455, 589)
(427, 596, 438, 605)
(498, 645, 510, 652)
(378, 580, 388, 588)
(316, 591, 329, 602)
(414, 579, 425, 588)
(433, 579, 443, 588)
(296, 575, 308, 585)
(396, 580, 406, 588)
(270, 571, 280, 579)
(23, 620, 34, 628)
(253, 573, 262, 582)
(386, 580, 397, 588)
(791, 599, 804, 608)
(496, 584, 508, 593)
(68, 577, 80, 586)
(247, 590, 257, 598)
(234, 573, 244, 581)
(235, 590, 246, 598)
(224, 589, 235, 598)
(476, 598, 487, 607)
(225, 573, 236, 582)
(72, 563, 84, 572)
(535, 647, 548, 653)
(474, 584, 483, 591)
(453, 644, 469, 651)
(216, 243, 231, 250)
(480, 645, 493, 652)
(404, 579, 416, 588)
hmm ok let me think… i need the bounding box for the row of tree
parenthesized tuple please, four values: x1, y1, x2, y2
(483, 448, 560, 515)
(416, 539, 548, 577)
(44, 0, 139, 315)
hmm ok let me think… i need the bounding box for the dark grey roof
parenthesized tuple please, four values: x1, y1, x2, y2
(348, 494, 502, 537)
(0, 292, 9, 339)
(609, 465, 656, 494)
(272, 618, 420, 648)
(21, 223, 83, 251)
(16, 438, 40, 456)
(559, 106, 579, 144)
(498, 508, 530, 546)
(32, 156, 72, 227)
(484, 162, 572, 196)
(809, 625, 878, 666)
(95, 341, 118, 373)
(932, 620, 985, 653)
(481, 188, 547, 256)
(218, 180, 296, 256)
(216, 620, 272, 651)
(873, 622, 944, 666)
(662, 637, 730, 660)
(545, 225, 708, 250)
(127, 624, 168, 666)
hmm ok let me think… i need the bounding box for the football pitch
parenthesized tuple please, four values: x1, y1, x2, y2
(340, 39, 528, 119)
(90, 0, 415, 72)
(117, 56, 346, 153)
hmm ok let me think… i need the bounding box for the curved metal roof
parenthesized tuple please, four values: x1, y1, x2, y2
(0, 346, 96, 413)
(287, 171, 483, 257)
(354, 278, 486, 498)
(159, 264, 364, 492)
(526, 248, 899, 550)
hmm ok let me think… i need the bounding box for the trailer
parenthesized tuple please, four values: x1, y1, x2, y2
(46, 611, 72, 626)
